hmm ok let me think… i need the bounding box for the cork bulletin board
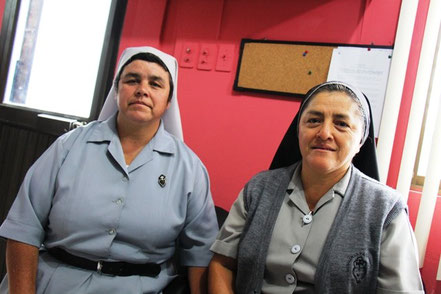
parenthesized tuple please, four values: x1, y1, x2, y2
(233, 39, 391, 97)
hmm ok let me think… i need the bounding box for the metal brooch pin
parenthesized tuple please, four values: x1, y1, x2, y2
(158, 174, 166, 188)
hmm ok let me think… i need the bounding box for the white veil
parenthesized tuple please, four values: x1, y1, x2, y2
(98, 46, 183, 140)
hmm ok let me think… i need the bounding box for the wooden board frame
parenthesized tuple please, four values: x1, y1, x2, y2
(233, 39, 393, 98)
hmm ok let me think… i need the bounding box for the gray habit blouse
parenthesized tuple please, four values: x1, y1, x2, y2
(211, 164, 424, 293)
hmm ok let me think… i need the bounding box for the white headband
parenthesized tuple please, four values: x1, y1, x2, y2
(98, 46, 183, 140)
(297, 81, 371, 144)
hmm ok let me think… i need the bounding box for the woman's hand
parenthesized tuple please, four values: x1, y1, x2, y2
(208, 253, 236, 294)
(6, 239, 39, 294)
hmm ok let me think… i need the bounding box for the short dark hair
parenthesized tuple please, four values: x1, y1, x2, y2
(114, 52, 174, 102)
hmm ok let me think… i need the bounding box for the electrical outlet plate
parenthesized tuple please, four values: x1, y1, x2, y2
(180, 42, 198, 68)
(197, 44, 217, 71)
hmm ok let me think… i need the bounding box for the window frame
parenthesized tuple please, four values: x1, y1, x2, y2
(410, 22, 441, 194)
(0, 0, 127, 136)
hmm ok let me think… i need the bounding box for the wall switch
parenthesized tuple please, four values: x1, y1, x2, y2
(197, 44, 217, 71)
(180, 42, 198, 68)
(216, 44, 235, 72)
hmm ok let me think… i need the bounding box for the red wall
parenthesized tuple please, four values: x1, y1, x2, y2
(118, 0, 440, 292)
(120, 0, 402, 210)
(0, 0, 5, 27)
(1, 0, 439, 292)
(408, 191, 441, 293)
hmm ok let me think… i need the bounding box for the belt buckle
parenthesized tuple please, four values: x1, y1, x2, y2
(97, 260, 103, 274)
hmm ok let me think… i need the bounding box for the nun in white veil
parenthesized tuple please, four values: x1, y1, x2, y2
(0, 46, 218, 294)
(99, 46, 184, 140)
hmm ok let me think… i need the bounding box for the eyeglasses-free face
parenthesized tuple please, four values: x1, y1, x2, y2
(116, 60, 171, 127)
(298, 91, 364, 178)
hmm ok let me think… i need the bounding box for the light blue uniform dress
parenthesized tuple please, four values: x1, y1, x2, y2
(0, 113, 218, 294)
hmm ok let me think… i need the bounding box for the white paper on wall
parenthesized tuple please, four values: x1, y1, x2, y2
(327, 46, 393, 137)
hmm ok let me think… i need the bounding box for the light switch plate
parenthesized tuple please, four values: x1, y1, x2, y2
(216, 44, 235, 72)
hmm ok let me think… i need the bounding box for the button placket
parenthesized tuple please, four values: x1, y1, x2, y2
(115, 174, 128, 207)
(285, 273, 297, 285)
(301, 210, 313, 226)
(288, 208, 313, 266)
(290, 244, 301, 254)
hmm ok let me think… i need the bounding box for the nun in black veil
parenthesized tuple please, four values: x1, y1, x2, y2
(208, 81, 424, 294)
(270, 84, 379, 180)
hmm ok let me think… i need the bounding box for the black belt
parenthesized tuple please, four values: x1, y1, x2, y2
(47, 247, 161, 277)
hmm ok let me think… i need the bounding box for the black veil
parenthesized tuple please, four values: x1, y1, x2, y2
(269, 90, 379, 181)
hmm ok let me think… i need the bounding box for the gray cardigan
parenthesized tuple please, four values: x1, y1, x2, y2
(235, 162, 405, 294)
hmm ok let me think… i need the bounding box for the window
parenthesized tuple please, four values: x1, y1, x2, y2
(412, 24, 441, 191)
(0, 0, 127, 135)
